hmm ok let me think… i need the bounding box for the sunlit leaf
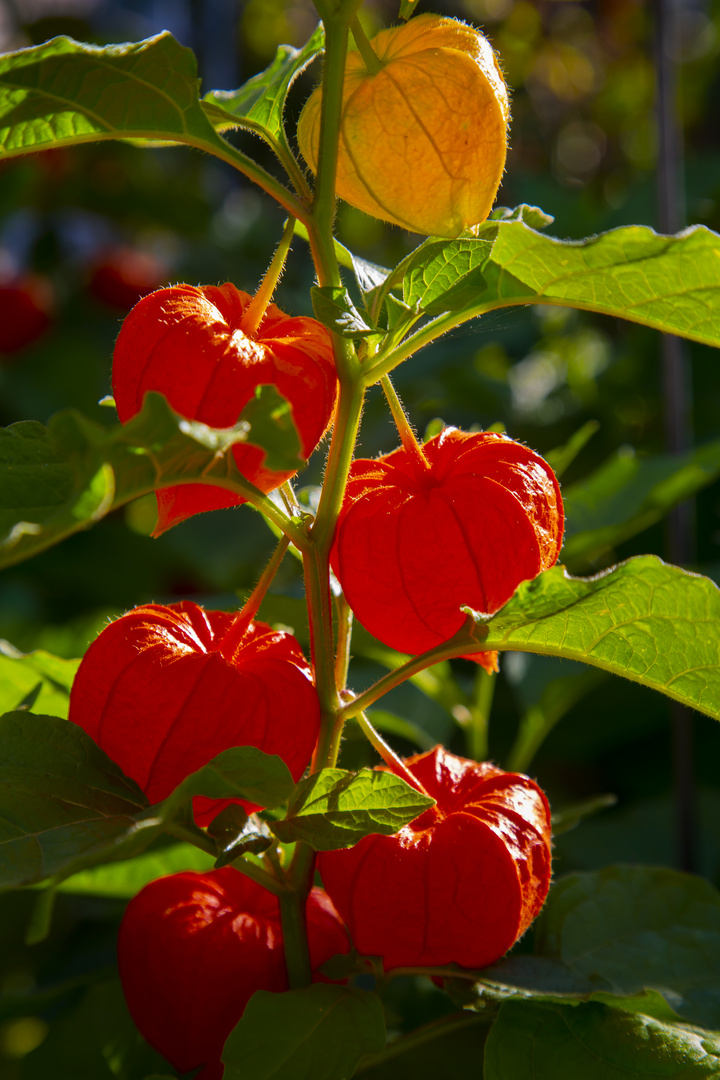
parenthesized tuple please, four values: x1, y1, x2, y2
(272, 767, 434, 850)
(402, 220, 720, 348)
(472, 556, 720, 721)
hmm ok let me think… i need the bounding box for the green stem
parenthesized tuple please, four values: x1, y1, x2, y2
(350, 16, 383, 74)
(381, 375, 429, 469)
(506, 706, 549, 774)
(165, 820, 217, 855)
(227, 856, 286, 897)
(334, 591, 354, 691)
(467, 667, 496, 762)
(241, 217, 297, 336)
(196, 133, 311, 225)
(279, 885, 313, 988)
(337, 622, 489, 723)
(355, 711, 432, 798)
(219, 535, 290, 658)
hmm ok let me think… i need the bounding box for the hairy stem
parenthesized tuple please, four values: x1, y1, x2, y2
(241, 217, 297, 336)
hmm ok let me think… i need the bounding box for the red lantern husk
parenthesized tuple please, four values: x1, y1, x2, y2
(112, 283, 338, 534)
(331, 428, 563, 668)
(319, 745, 552, 971)
(68, 600, 320, 825)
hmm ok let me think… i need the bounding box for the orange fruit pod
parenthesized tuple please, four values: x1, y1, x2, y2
(112, 283, 338, 534)
(318, 746, 552, 971)
(68, 601, 321, 826)
(297, 14, 510, 238)
(118, 868, 349, 1079)
(330, 428, 563, 669)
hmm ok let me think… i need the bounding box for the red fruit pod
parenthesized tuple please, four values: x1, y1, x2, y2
(118, 868, 350, 1078)
(112, 283, 338, 534)
(87, 246, 168, 310)
(0, 273, 54, 354)
(68, 601, 320, 825)
(318, 746, 552, 971)
(330, 428, 563, 669)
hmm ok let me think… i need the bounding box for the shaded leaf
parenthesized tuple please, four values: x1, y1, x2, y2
(484, 1000, 720, 1080)
(0, 711, 293, 889)
(311, 286, 376, 337)
(208, 805, 275, 867)
(271, 767, 434, 850)
(403, 220, 720, 347)
(0, 711, 149, 890)
(0, 641, 80, 719)
(473, 556, 720, 722)
(563, 440, 720, 567)
(222, 984, 386, 1080)
(204, 25, 324, 145)
(0, 387, 302, 569)
(544, 419, 600, 478)
(534, 865, 720, 1029)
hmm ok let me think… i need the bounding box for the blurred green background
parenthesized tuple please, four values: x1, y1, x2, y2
(1, 0, 719, 1074)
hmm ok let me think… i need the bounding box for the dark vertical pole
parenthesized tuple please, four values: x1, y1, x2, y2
(654, 0, 696, 873)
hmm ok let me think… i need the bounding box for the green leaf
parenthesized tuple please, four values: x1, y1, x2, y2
(0, 711, 149, 890)
(204, 25, 324, 145)
(403, 220, 720, 347)
(0, 387, 303, 570)
(157, 745, 295, 819)
(0, 710, 293, 889)
(534, 865, 720, 1029)
(55, 842, 214, 897)
(271, 767, 434, 850)
(484, 1000, 720, 1080)
(563, 440, 720, 567)
(0, 642, 80, 719)
(474, 556, 720, 722)
(0, 33, 228, 158)
(311, 286, 376, 337)
(222, 984, 386, 1080)
(489, 203, 555, 229)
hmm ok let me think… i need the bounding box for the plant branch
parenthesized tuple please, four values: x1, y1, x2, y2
(241, 217, 297, 336)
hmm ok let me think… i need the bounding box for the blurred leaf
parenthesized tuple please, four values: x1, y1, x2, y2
(474, 556, 720, 722)
(0, 33, 230, 158)
(563, 440, 720, 567)
(534, 865, 720, 1029)
(356, 709, 436, 751)
(0, 642, 80, 719)
(271, 767, 434, 850)
(484, 1000, 720, 1080)
(55, 842, 214, 897)
(402, 221, 720, 347)
(222, 984, 386, 1080)
(544, 419, 600, 478)
(399, 0, 422, 18)
(0, 710, 293, 889)
(204, 24, 324, 145)
(311, 286, 376, 337)
(21, 978, 170, 1079)
(550, 794, 618, 836)
(0, 387, 302, 570)
(504, 654, 607, 772)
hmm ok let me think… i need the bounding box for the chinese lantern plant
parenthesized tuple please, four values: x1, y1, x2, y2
(1, 4, 720, 1080)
